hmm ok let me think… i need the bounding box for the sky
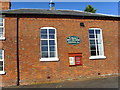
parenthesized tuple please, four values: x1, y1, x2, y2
(11, 0, 120, 2)
(11, 2, 119, 15)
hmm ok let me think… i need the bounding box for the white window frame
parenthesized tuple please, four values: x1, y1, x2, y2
(88, 28, 106, 60)
(0, 49, 5, 74)
(40, 27, 59, 61)
(0, 17, 5, 40)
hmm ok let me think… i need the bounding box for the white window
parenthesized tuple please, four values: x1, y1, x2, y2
(0, 17, 5, 40)
(0, 49, 5, 74)
(88, 28, 106, 59)
(40, 27, 59, 61)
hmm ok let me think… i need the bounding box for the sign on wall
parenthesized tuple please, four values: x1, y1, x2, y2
(67, 36, 80, 45)
(69, 53, 82, 66)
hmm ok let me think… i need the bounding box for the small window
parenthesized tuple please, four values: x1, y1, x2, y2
(0, 49, 5, 74)
(40, 27, 59, 61)
(0, 17, 5, 40)
(88, 28, 106, 59)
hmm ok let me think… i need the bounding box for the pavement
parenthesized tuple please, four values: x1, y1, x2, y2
(3, 76, 119, 88)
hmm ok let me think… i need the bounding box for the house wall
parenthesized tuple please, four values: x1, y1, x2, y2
(0, 0, 11, 10)
(2, 16, 118, 86)
(0, 17, 17, 86)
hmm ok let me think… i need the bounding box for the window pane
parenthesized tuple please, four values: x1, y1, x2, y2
(97, 43, 103, 56)
(89, 35, 95, 38)
(96, 34, 101, 39)
(0, 56, 2, 59)
(0, 50, 2, 59)
(49, 29, 55, 35)
(90, 40, 95, 44)
(0, 18, 3, 22)
(0, 33, 3, 37)
(95, 30, 100, 34)
(97, 40, 102, 44)
(0, 50, 2, 54)
(49, 40, 55, 45)
(0, 61, 3, 65)
(49, 35, 55, 39)
(41, 35, 47, 39)
(41, 46, 48, 51)
(41, 40, 48, 45)
(97, 51, 99, 55)
(50, 51, 55, 57)
(98, 44, 103, 53)
(99, 50, 103, 55)
(91, 51, 96, 56)
(89, 30, 94, 34)
(96, 40, 98, 44)
(49, 45, 55, 51)
(96, 44, 100, 56)
(41, 52, 48, 58)
(90, 45, 96, 50)
(0, 67, 3, 71)
(41, 29, 47, 35)
(0, 23, 3, 26)
(0, 28, 3, 32)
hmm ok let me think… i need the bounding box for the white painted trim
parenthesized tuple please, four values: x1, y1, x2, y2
(88, 28, 105, 57)
(55, 27, 58, 58)
(89, 56, 106, 60)
(0, 71, 5, 75)
(40, 27, 59, 61)
(40, 27, 56, 29)
(0, 37, 5, 40)
(40, 58, 59, 61)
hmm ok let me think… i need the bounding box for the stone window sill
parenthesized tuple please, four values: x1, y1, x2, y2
(0, 37, 5, 40)
(40, 58, 59, 62)
(0, 71, 5, 75)
(89, 56, 106, 60)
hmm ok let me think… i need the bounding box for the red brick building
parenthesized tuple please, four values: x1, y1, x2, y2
(0, 0, 119, 87)
(0, 0, 10, 10)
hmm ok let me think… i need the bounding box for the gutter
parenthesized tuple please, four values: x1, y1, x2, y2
(16, 15, 20, 86)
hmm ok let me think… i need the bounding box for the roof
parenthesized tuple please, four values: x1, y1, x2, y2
(1, 9, 119, 18)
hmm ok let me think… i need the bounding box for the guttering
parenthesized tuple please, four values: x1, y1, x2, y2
(16, 14, 20, 86)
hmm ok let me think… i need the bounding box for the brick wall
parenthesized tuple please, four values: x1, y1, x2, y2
(0, 0, 10, 10)
(2, 15, 118, 86)
(2, 17, 17, 86)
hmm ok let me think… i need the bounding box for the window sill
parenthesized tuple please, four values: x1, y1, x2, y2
(0, 71, 5, 75)
(40, 58, 59, 62)
(0, 37, 5, 40)
(89, 56, 106, 60)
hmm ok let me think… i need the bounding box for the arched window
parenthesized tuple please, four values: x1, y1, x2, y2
(88, 28, 106, 59)
(40, 27, 59, 61)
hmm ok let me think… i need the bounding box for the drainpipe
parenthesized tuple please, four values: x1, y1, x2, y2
(16, 14, 20, 86)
